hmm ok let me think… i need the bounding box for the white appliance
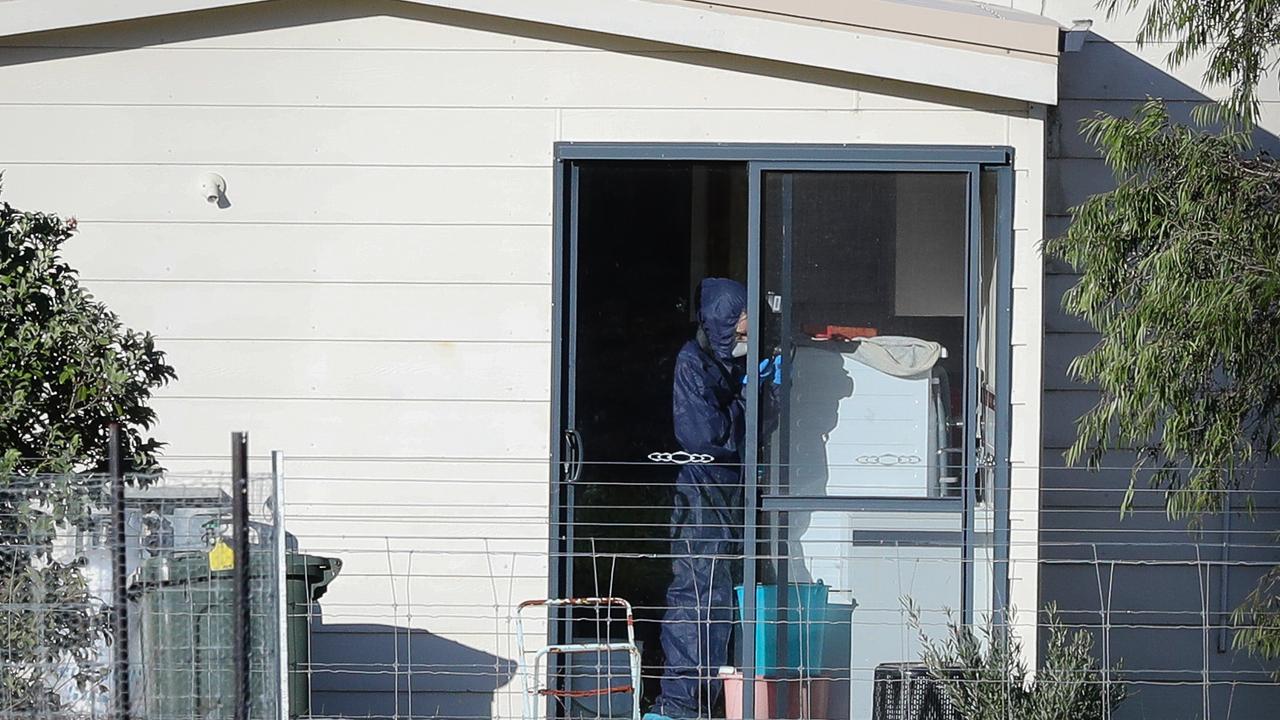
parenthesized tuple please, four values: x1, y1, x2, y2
(787, 344, 948, 499)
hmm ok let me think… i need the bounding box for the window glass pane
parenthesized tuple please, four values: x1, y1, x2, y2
(759, 171, 970, 498)
(753, 510, 962, 720)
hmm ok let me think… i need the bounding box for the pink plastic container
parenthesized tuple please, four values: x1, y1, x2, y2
(719, 670, 831, 720)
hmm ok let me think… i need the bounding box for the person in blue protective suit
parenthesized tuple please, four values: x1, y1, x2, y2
(646, 278, 779, 720)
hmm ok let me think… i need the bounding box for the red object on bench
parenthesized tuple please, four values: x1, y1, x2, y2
(802, 324, 879, 341)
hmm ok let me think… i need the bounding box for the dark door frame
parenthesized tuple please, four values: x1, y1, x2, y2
(549, 143, 1015, 718)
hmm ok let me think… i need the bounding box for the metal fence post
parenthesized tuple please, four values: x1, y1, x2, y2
(272, 450, 290, 720)
(109, 423, 130, 720)
(232, 432, 251, 720)
(1218, 491, 1232, 653)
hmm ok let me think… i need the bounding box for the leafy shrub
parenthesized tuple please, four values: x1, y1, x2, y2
(908, 602, 1124, 720)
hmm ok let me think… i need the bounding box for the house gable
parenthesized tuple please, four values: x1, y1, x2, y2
(0, 0, 1060, 103)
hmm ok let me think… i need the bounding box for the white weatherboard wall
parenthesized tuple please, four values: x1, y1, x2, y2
(0, 0, 1045, 716)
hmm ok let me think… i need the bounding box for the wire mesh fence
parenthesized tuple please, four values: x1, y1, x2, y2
(265, 457, 1279, 720)
(0, 455, 281, 720)
(123, 469, 282, 720)
(4, 453, 1278, 720)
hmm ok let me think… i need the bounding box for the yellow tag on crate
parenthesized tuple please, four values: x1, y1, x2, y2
(208, 539, 235, 571)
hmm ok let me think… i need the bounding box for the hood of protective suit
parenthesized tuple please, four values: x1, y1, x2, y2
(697, 278, 747, 361)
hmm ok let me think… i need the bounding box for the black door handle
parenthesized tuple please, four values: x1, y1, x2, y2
(562, 429, 584, 483)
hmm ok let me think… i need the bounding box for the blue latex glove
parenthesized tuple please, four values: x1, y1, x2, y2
(744, 354, 784, 386)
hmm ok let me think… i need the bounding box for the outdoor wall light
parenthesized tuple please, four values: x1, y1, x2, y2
(199, 172, 227, 204)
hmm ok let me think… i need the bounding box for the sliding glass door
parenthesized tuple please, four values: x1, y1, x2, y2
(741, 161, 1011, 720)
(550, 145, 1013, 720)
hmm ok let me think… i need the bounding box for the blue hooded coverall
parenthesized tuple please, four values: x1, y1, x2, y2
(652, 278, 751, 719)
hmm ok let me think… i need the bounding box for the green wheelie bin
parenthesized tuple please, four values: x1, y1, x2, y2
(128, 549, 342, 719)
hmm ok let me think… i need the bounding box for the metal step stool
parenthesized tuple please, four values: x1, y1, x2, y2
(516, 597, 642, 720)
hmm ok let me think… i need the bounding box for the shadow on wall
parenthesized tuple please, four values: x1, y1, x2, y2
(1048, 31, 1280, 232)
(1044, 31, 1280, 720)
(309, 624, 518, 720)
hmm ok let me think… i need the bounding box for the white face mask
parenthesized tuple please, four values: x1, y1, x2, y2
(731, 341, 748, 358)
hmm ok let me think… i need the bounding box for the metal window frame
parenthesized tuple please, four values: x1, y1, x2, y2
(546, 160, 571, 713)
(555, 142, 1012, 164)
(992, 165, 1014, 628)
(745, 160, 982, 718)
(548, 143, 1015, 720)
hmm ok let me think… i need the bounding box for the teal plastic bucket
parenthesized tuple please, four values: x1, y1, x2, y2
(735, 583, 829, 677)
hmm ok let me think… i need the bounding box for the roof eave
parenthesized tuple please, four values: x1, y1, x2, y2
(0, 0, 269, 38)
(0, 0, 1059, 105)
(702, 0, 1062, 58)
(421, 0, 1060, 105)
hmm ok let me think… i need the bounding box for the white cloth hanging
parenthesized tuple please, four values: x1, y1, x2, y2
(850, 335, 945, 377)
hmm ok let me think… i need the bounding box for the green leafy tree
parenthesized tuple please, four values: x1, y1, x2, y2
(1046, 0, 1280, 674)
(1047, 102, 1280, 517)
(1, 184, 176, 713)
(1102, 0, 1280, 127)
(1045, 102, 1280, 667)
